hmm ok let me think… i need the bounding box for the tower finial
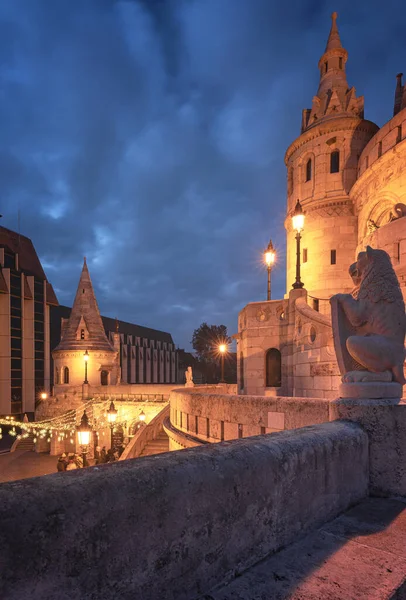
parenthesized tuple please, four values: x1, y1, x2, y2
(84, 256, 87, 265)
(325, 10, 343, 51)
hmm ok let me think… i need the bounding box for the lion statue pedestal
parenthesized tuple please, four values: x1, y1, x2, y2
(331, 246, 405, 401)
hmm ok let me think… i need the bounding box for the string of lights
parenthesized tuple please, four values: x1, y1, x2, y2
(0, 396, 146, 443)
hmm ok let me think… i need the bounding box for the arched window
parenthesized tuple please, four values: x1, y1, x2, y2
(80, 329, 85, 340)
(305, 158, 312, 182)
(63, 367, 69, 384)
(265, 348, 281, 388)
(239, 352, 244, 390)
(101, 370, 109, 386)
(330, 150, 340, 173)
(55, 368, 60, 385)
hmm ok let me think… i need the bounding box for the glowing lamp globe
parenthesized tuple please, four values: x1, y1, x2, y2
(107, 401, 118, 425)
(84, 349, 89, 362)
(219, 344, 227, 354)
(292, 200, 305, 233)
(40, 392, 47, 400)
(139, 410, 146, 422)
(264, 240, 276, 267)
(77, 410, 91, 446)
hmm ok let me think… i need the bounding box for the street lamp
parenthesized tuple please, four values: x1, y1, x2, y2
(107, 401, 118, 450)
(40, 392, 47, 400)
(291, 200, 305, 289)
(139, 410, 146, 422)
(84, 349, 89, 384)
(219, 343, 227, 383)
(264, 239, 276, 301)
(76, 410, 91, 467)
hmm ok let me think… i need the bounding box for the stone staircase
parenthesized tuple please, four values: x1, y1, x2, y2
(139, 430, 169, 457)
(14, 434, 35, 452)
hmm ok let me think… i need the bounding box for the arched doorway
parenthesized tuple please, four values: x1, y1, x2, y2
(100, 370, 109, 386)
(265, 348, 281, 387)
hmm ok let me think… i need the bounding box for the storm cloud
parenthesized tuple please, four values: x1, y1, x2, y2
(0, 0, 405, 348)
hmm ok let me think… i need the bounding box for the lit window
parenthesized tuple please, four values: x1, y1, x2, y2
(80, 329, 85, 340)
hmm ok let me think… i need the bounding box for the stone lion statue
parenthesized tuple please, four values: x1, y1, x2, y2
(331, 246, 406, 384)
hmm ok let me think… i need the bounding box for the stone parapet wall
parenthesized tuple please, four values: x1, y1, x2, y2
(169, 388, 332, 447)
(357, 107, 406, 179)
(0, 421, 368, 600)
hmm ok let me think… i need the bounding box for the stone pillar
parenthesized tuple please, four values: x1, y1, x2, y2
(82, 383, 89, 402)
(330, 394, 406, 497)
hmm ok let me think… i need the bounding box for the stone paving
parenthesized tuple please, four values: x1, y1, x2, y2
(207, 497, 406, 600)
(0, 450, 59, 483)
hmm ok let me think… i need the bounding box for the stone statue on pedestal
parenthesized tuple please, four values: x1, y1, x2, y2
(185, 366, 194, 387)
(330, 246, 405, 398)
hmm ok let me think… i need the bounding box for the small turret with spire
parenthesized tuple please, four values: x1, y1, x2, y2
(301, 12, 364, 132)
(54, 258, 115, 352)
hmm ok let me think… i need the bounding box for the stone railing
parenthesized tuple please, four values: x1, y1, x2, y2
(119, 404, 170, 460)
(0, 420, 368, 600)
(168, 388, 333, 447)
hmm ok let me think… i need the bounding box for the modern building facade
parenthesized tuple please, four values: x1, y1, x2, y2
(237, 13, 406, 398)
(0, 226, 58, 417)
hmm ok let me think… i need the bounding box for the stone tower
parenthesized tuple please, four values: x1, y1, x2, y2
(52, 258, 118, 387)
(284, 12, 379, 302)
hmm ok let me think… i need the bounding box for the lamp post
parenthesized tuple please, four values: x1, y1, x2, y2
(76, 410, 91, 467)
(139, 410, 146, 423)
(264, 239, 276, 301)
(107, 401, 118, 450)
(84, 349, 89, 384)
(291, 200, 305, 289)
(219, 344, 227, 383)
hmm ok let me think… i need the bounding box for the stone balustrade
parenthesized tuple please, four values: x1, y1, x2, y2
(119, 404, 170, 460)
(0, 420, 368, 600)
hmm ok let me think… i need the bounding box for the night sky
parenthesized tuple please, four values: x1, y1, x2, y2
(0, 1, 404, 350)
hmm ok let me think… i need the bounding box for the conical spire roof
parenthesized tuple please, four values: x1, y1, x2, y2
(300, 12, 364, 132)
(325, 12, 342, 51)
(54, 258, 115, 353)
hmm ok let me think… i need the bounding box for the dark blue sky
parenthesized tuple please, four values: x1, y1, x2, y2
(0, 0, 405, 349)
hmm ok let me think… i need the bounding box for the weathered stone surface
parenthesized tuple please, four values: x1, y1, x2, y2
(0, 421, 368, 600)
(208, 498, 406, 600)
(168, 389, 332, 447)
(339, 381, 402, 399)
(330, 398, 406, 496)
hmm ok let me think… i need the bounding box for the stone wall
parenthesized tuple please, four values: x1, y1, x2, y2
(0, 421, 368, 600)
(237, 289, 339, 398)
(168, 388, 332, 448)
(37, 383, 179, 417)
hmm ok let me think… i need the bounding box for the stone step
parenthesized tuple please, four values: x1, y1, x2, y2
(139, 431, 169, 457)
